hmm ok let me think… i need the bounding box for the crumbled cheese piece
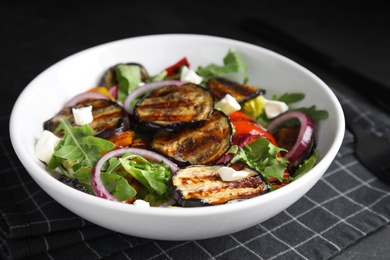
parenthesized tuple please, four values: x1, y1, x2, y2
(180, 66, 203, 84)
(217, 166, 250, 181)
(264, 99, 288, 119)
(133, 199, 150, 207)
(35, 130, 61, 164)
(215, 94, 241, 115)
(72, 105, 93, 125)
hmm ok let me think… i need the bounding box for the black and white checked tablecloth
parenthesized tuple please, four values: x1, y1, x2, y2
(1, 84, 390, 260)
(1, 1, 390, 259)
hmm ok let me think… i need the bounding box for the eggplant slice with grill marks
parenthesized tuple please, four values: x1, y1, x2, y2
(151, 109, 232, 165)
(43, 99, 130, 139)
(170, 161, 270, 207)
(206, 77, 265, 103)
(134, 83, 214, 129)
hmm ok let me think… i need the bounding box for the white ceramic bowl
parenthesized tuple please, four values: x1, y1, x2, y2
(10, 34, 345, 240)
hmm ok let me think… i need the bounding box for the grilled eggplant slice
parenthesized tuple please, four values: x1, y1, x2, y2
(102, 63, 149, 89)
(206, 77, 265, 103)
(151, 110, 232, 165)
(44, 99, 130, 139)
(134, 83, 214, 129)
(170, 162, 270, 207)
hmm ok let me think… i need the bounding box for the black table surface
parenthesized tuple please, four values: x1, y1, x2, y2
(1, 1, 390, 259)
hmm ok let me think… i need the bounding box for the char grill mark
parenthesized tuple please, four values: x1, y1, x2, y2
(206, 77, 265, 103)
(89, 102, 123, 136)
(170, 163, 269, 206)
(134, 83, 214, 129)
(43, 99, 129, 138)
(151, 110, 232, 165)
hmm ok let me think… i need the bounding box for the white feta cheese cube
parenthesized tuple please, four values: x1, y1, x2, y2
(217, 166, 250, 182)
(180, 66, 203, 84)
(133, 199, 150, 207)
(215, 94, 241, 115)
(265, 99, 288, 119)
(35, 130, 61, 164)
(72, 105, 93, 125)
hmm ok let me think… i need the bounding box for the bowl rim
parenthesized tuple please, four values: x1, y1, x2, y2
(9, 33, 345, 217)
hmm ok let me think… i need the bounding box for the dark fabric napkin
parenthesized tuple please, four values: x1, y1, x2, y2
(2, 1, 390, 259)
(2, 80, 390, 260)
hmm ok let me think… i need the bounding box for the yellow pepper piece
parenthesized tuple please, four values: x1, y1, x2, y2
(87, 87, 115, 100)
(241, 95, 266, 119)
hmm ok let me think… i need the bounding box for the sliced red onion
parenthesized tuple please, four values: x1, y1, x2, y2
(214, 153, 235, 165)
(123, 80, 184, 114)
(108, 85, 118, 100)
(266, 111, 314, 163)
(91, 147, 179, 202)
(64, 92, 110, 107)
(233, 133, 254, 147)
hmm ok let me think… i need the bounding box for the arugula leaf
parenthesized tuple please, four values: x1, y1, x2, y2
(119, 153, 172, 198)
(115, 64, 141, 103)
(293, 106, 329, 122)
(256, 92, 329, 126)
(73, 170, 93, 192)
(92, 156, 138, 202)
(100, 172, 137, 201)
(274, 93, 329, 121)
(196, 49, 249, 83)
(231, 138, 288, 182)
(273, 92, 305, 104)
(48, 118, 115, 173)
(293, 150, 320, 179)
(223, 50, 249, 83)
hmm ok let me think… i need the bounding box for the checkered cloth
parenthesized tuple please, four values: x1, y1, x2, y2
(1, 85, 390, 259)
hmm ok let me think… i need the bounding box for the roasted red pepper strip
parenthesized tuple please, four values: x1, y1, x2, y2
(164, 57, 190, 77)
(229, 110, 255, 122)
(229, 111, 277, 146)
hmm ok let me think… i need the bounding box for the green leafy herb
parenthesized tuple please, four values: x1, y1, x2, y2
(147, 70, 167, 82)
(118, 152, 172, 200)
(274, 93, 329, 121)
(48, 118, 115, 174)
(116, 64, 141, 102)
(293, 106, 329, 122)
(293, 150, 320, 179)
(46, 119, 115, 193)
(100, 172, 137, 201)
(231, 138, 289, 183)
(196, 49, 249, 83)
(256, 93, 329, 126)
(273, 92, 305, 104)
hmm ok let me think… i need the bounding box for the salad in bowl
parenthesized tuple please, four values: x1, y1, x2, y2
(35, 49, 328, 208)
(10, 34, 344, 240)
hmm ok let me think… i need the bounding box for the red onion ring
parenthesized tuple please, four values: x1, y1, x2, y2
(64, 92, 110, 107)
(123, 80, 184, 114)
(266, 111, 314, 163)
(108, 85, 118, 100)
(91, 147, 179, 202)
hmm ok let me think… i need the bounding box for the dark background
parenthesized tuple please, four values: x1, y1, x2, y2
(2, 1, 390, 116)
(1, 1, 389, 259)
